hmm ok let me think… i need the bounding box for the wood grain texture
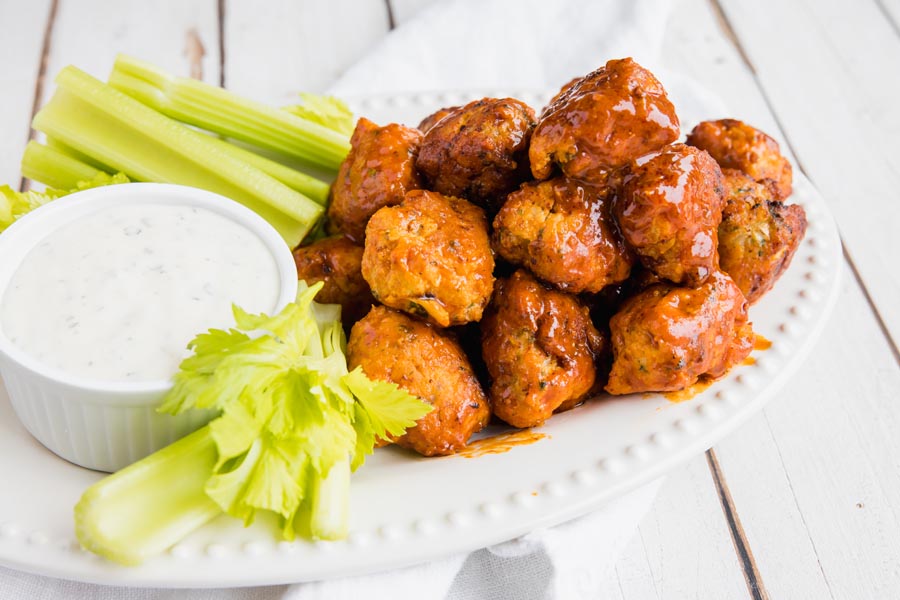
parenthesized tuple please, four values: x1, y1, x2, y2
(631, 459, 751, 598)
(716, 0, 900, 348)
(223, 0, 391, 102)
(38, 0, 220, 113)
(0, 0, 54, 185)
(664, 1, 900, 597)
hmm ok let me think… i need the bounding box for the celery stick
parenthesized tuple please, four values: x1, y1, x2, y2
(21, 141, 103, 190)
(202, 134, 330, 205)
(47, 137, 115, 172)
(307, 458, 350, 541)
(74, 427, 222, 566)
(33, 66, 323, 246)
(110, 55, 350, 172)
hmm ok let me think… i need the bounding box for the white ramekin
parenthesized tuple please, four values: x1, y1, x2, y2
(0, 183, 299, 472)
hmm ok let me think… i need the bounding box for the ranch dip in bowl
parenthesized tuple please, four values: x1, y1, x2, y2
(0, 183, 299, 472)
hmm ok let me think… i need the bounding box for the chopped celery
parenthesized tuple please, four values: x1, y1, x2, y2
(74, 427, 221, 566)
(202, 134, 330, 205)
(21, 141, 103, 190)
(74, 287, 433, 564)
(47, 137, 115, 172)
(283, 93, 356, 137)
(1, 172, 129, 233)
(32, 66, 323, 247)
(109, 54, 350, 172)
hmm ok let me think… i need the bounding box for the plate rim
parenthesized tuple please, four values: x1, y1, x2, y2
(0, 90, 843, 588)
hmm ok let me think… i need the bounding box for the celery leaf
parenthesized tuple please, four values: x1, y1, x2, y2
(159, 283, 431, 540)
(283, 93, 356, 136)
(1, 172, 129, 233)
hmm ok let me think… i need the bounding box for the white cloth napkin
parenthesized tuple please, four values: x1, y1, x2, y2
(0, 0, 677, 598)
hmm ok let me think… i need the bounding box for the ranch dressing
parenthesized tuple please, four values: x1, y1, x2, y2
(0, 203, 280, 382)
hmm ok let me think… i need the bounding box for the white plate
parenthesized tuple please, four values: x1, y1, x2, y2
(0, 90, 841, 587)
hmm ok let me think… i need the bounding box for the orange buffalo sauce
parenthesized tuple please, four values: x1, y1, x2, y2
(664, 334, 773, 403)
(664, 378, 715, 403)
(457, 429, 548, 458)
(754, 334, 772, 351)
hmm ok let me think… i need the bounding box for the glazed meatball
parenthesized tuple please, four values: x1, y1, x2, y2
(417, 105, 460, 133)
(481, 270, 605, 428)
(362, 190, 494, 327)
(348, 306, 490, 456)
(292, 236, 374, 325)
(605, 271, 753, 395)
(686, 119, 793, 201)
(327, 117, 422, 242)
(718, 170, 808, 303)
(614, 144, 725, 287)
(416, 98, 536, 208)
(529, 58, 679, 183)
(492, 177, 634, 293)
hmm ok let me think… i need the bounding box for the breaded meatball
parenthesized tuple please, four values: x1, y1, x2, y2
(605, 271, 753, 395)
(362, 190, 494, 327)
(718, 170, 808, 303)
(615, 144, 725, 287)
(292, 236, 374, 325)
(417, 105, 460, 133)
(347, 306, 490, 456)
(327, 117, 422, 242)
(492, 177, 634, 293)
(686, 119, 793, 201)
(481, 270, 605, 428)
(416, 98, 536, 208)
(529, 58, 679, 183)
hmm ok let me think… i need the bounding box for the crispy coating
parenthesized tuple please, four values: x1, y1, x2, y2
(416, 98, 536, 207)
(417, 106, 460, 133)
(718, 170, 808, 303)
(292, 236, 374, 326)
(362, 190, 494, 327)
(348, 306, 490, 456)
(529, 58, 680, 183)
(605, 271, 753, 395)
(686, 119, 793, 201)
(615, 144, 725, 287)
(481, 270, 605, 428)
(327, 117, 423, 242)
(492, 177, 634, 293)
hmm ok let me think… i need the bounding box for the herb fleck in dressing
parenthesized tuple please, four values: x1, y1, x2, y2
(1, 204, 280, 382)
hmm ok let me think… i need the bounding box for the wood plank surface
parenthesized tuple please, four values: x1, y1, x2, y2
(0, 0, 54, 186)
(0, 0, 897, 597)
(663, 0, 900, 598)
(38, 0, 220, 111)
(716, 0, 900, 348)
(223, 0, 391, 102)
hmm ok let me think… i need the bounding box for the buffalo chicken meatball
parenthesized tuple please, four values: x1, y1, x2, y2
(416, 98, 536, 208)
(417, 105, 460, 133)
(718, 170, 808, 303)
(605, 271, 753, 395)
(686, 119, 793, 201)
(529, 58, 680, 183)
(292, 236, 374, 325)
(327, 117, 422, 242)
(348, 306, 490, 456)
(614, 144, 725, 287)
(492, 177, 634, 293)
(481, 270, 605, 428)
(362, 190, 494, 327)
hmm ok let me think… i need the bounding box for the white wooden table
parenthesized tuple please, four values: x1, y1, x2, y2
(2, 0, 899, 597)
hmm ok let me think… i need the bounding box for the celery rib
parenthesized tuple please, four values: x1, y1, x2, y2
(74, 427, 222, 566)
(33, 66, 323, 246)
(109, 55, 350, 172)
(21, 141, 103, 190)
